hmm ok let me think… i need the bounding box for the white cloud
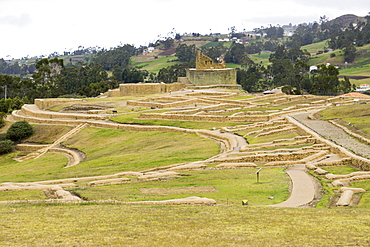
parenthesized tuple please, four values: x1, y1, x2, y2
(0, 13, 32, 27)
(0, 0, 369, 59)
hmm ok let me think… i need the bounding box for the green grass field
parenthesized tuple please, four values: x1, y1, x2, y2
(70, 168, 290, 205)
(0, 204, 369, 246)
(2, 82, 370, 245)
(0, 128, 219, 183)
(320, 104, 370, 135)
(131, 55, 178, 74)
(111, 113, 241, 129)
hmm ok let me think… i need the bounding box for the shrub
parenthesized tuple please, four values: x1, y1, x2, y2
(0, 133, 7, 141)
(6, 121, 34, 141)
(0, 117, 4, 129)
(0, 140, 13, 154)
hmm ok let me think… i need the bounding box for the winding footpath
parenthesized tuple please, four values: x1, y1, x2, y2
(270, 111, 370, 207)
(270, 164, 316, 207)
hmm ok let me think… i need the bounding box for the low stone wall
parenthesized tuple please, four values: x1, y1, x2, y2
(212, 150, 317, 163)
(138, 171, 180, 181)
(106, 89, 121, 97)
(0, 182, 77, 192)
(326, 171, 370, 180)
(121, 196, 216, 205)
(15, 144, 49, 152)
(19, 105, 105, 121)
(240, 139, 315, 152)
(286, 115, 370, 171)
(331, 175, 370, 187)
(49, 147, 85, 168)
(109, 83, 187, 97)
(215, 162, 257, 169)
(35, 98, 83, 110)
(168, 162, 208, 171)
(222, 120, 288, 133)
(197, 130, 239, 150)
(87, 178, 131, 186)
(246, 93, 286, 102)
(329, 120, 370, 146)
(264, 150, 329, 167)
(32, 172, 137, 185)
(139, 113, 270, 123)
(314, 157, 353, 167)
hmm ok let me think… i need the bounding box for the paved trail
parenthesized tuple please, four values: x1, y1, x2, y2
(293, 112, 370, 159)
(270, 164, 316, 207)
(270, 111, 370, 207)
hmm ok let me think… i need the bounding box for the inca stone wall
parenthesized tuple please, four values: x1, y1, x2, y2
(186, 68, 236, 86)
(35, 98, 83, 110)
(107, 83, 187, 97)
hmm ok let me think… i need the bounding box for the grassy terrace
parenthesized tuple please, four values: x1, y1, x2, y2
(320, 103, 370, 135)
(0, 128, 219, 183)
(111, 113, 241, 129)
(69, 168, 290, 205)
(311, 165, 370, 208)
(246, 131, 300, 145)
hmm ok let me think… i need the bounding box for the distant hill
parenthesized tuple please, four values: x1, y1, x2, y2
(327, 14, 366, 28)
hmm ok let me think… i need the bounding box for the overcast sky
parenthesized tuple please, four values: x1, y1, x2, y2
(0, 0, 369, 59)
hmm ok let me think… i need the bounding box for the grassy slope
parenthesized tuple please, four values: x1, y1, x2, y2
(131, 55, 178, 74)
(2, 39, 370, 245)
(0, 204, 369, 246)
(305, 42, 370, 86)
(320, 104, 370, 138)
(111, 113, 241, 129)
(71, 168, 290, 205)
(0, 128, 219, 183)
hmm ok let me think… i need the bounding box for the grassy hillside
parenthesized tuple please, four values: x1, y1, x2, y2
(320, 103, 370, 137)
(0, 128, 219, 183)
(0, 92, 370, 245)
(0, 204, 369, 246)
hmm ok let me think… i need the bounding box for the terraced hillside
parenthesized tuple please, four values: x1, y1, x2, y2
(1, 87, 370, 246)
(0, 87, 368, 208)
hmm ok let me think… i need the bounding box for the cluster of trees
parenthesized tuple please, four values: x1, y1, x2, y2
(0, 57, 120, 104)
(288, 16, 342, 47)
(237, 44, 353, 95)
(256, 25, 285, 39)
(0, 121, 33, 154)
(0, 59, 36, 77)
(327, 20, 370, 62)
(288, 15, 370, 63)
(93, 44, 137, 71)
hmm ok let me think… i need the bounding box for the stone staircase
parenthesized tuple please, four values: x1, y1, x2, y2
(15, 123, 89, 162)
